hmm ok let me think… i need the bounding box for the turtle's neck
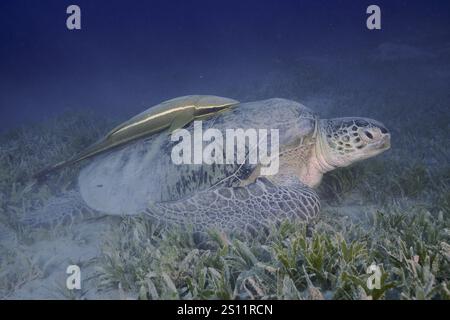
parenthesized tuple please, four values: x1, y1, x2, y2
(267, 120, 337, 188)
(299, 121, 336, 188)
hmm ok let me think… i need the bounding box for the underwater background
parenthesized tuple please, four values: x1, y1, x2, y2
(0, 0, 449, 299)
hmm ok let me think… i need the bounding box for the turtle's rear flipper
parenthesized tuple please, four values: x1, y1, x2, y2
(145, 177, 320, 233)
(19, 191, 98, 230)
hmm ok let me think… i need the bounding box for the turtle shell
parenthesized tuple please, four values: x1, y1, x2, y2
(78, 98, 317, 215)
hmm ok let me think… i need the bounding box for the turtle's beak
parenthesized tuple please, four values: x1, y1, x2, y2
(378, 133, 391, 150)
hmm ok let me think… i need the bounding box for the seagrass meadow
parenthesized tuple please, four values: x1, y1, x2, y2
(0, 47, 449, 299)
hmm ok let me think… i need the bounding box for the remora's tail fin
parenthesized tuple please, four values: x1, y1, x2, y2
(33, 158, 79, 181)
(32, 138, 111, 181)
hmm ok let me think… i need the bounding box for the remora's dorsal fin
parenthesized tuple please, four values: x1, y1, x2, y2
(33, 95, 239, 180)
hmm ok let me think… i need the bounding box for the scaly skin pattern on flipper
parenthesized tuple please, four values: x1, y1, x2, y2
(19, 191, 98, 230)
(145, 177, 320, 233)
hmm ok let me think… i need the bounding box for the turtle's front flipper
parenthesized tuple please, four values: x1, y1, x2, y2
(145, 177, 320, 233)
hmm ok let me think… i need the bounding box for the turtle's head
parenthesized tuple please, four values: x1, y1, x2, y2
(315, 117, 390, 171)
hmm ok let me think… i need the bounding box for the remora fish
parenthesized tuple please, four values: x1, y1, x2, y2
(34, 95, 239, 179)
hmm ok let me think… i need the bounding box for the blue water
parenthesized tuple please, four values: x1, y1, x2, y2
(1, 0, 449, 130)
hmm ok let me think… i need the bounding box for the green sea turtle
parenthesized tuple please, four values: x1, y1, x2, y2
(25, 95, 391, 232)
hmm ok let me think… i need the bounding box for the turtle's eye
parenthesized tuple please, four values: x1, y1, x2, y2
(364, 131, 373, 139)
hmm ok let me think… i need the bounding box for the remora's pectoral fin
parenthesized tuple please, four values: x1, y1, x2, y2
(168, 108, 195, 134)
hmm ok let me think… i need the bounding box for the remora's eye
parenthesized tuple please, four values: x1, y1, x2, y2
(364, 131, 373, 139)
